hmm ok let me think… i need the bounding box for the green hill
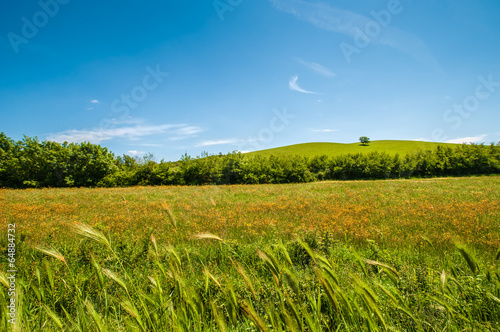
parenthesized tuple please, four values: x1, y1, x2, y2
(247, 140, 458, 158)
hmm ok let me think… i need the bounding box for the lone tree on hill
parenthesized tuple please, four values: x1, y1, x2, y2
(359, 136, 370, 146)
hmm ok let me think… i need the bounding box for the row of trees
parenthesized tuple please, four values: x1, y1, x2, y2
(1, 133, 499, 188)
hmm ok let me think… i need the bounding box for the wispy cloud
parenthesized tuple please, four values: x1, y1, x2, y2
(289, 75, 320, 94)
(411, 137, 429, 141)
(175, 126, 204, 137)
(196, 139, 240, 147)
(311, 128, 338, 133)
(445, 135, 487, 144)
(295, 58, 336, 77)
(90, 99, 100, 104)
(270, 0, 441, 71)
(270, 0, 367, 37)
(167, 126, 204, 141)
(130, 143, 164, 147)
(47, 123, 203, 144)
(127, 150, 146, 156)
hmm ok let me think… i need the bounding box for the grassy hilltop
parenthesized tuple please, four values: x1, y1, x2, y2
(247, 140, 457, 158)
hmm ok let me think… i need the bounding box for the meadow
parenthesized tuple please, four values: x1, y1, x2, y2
(246, 140, 457, 158)
(0, 176, 499, 331)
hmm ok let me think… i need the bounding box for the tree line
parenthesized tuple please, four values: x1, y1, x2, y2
(1, 133, 499, 188)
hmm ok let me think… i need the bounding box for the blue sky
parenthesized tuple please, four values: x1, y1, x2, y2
(1, 0, 499, 161)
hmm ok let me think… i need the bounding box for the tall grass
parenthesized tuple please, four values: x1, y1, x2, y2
(1, 221, 499, 331)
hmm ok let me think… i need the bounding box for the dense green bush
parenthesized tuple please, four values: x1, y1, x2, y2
(0, 132, 499, 188)
(0, 133, 117, 188)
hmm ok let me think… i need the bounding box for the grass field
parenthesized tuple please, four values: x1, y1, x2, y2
(247, 140, 458, 158)
(1, 176, 499, 330)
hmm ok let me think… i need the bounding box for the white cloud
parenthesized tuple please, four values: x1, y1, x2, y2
(166, 126, 204, 141)
(311, 128, 338, 133)
(445, 134, 487, 144)
(127, 150, 146, 156)
(476, 92, 489, 99)
(196, 139, 240, 147)
(131, 143, 163, 147)
(175, 126, 204, 136)
(411, 137, 429, 141)
(47, 123, 203, 144)
(295, 58, 336, 77)
(90, 99, 100, 104)
(289, 75, 320, 94)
